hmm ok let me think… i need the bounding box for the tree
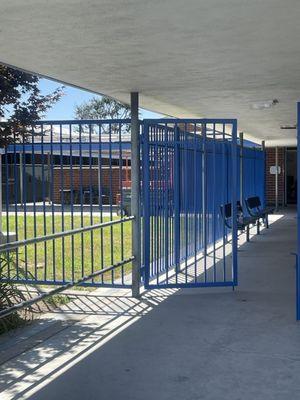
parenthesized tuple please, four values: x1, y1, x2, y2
(75, 97, 131, 121)
(0, 65, 63, 147)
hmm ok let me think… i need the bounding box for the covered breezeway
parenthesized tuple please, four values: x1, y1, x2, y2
(0, 211, 298, 400)
(1, 1, 300, 399)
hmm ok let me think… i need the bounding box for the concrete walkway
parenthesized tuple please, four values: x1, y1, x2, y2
(0, 210, 299, 400)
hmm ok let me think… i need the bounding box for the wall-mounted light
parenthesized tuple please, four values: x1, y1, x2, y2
(280, 124, 296, 130)
(250, 99, 279, 110)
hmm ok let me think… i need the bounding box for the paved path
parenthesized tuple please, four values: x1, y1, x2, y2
(0, 210, 299, 400)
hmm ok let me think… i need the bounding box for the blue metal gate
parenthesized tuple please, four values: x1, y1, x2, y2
(142, 119, 238, 289)
(0, 120, 133, 288)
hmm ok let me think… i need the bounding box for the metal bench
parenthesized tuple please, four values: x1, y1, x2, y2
(220, 202, 257, 242)
(245, 196, 274, 229)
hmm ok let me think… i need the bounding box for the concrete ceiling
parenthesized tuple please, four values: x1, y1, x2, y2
(1, 0, 300, 146)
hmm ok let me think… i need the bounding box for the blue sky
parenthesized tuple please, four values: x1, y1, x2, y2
(39, 79, 163, 120)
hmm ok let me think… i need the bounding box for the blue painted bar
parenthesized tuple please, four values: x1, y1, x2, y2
(142, 121, 151, 285)
(231, 120, 238, 287)
(7, 142, 131, 153)
(297, 102, 300, 320)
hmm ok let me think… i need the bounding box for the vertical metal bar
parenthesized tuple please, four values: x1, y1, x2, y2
(159, 127, 164, 279)
(108, 123, 114, 283)
(19, 152, 23, 207)
(4, 144, 10, 277)
(174, 125, 180, 275)
(131, 92, 141, 297)
(239, 132, 244, 205)
(222, 124, 226, 281)
(47, 151, 51, 205)
(118, 122, 125, 284)
(262, 140, 266, 208)
(143, 121, 150, 287)
(41, 125, 47, 282)
(50, 125, 56, 281)
(202, 123, 207, 282)
(154, 131, 159, 282)
(284, 147, 287, 207)
(184, 123, 188, 283)
(231, 120, 238, 287)
(296, 102, 300, 320)
(156, 127, 160, 280)
(275, 146, 279, 211)
(60, 124, 65, 282)
(164, 124, 169, 281)
(69, 124, 75, 282)
(13, 129, 19, 279)
(212, 124, 216, 282)
(98, 124, 104, 283)
(79, 124, 84, 280)
(31, 127, 38, 280)
(88, 124, 94, 283)
(193, 123, 198, 282)
(150, 136, 154, 280)
(22, 136, 28, 278)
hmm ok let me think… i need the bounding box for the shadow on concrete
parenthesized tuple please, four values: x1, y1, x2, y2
(1, 212, 299, 400)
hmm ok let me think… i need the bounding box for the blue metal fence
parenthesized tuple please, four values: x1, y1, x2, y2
(242, 146, 265, 208)
(1, 120, 133, 288)
(0, 118, 266, 292)
(142, 119, 238, 289)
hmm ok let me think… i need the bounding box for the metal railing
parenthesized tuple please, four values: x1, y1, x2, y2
(0, 218, 134, 319)
(1, 120, 135, 288)
(142, 119, 265, 289)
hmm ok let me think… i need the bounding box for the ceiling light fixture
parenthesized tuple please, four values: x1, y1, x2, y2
(250, 99, 279, 110)
(280, 124, 297, 130)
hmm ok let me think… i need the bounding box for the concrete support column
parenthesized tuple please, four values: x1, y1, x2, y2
(130, 92, 141, 298)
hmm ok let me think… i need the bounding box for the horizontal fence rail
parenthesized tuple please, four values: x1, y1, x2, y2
(0, 218, 134, 288)
(0, 217, 134, 253)
(0, 258, 134, 319)
(142, 119, 265, 289)
(0, 222, 134, 319)
(1, 120, 135, 288)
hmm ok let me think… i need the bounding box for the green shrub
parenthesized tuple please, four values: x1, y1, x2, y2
(0, 252, 33, 334)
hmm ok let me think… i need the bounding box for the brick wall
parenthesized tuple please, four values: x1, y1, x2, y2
(265, 147, 285, 206)
(52, 166, 131, 204)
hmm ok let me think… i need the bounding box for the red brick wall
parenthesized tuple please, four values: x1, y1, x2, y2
(265, 147, 285, 206)
(52, 166, 131, 204)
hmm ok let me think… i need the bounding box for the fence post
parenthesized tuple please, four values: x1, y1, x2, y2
(19, 152, 23, 207)
(262, 140, 266, 207)
(174, 126, 180, 271)
(131, 92, 141, 298)
(239, 132, 244, 205)
(297, 102, 300, 320)
(232, 120, 238, 287)
(275, 146, 279, 211)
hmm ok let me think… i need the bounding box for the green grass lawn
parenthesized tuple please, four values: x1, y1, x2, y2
(2, 215, 132, 285)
